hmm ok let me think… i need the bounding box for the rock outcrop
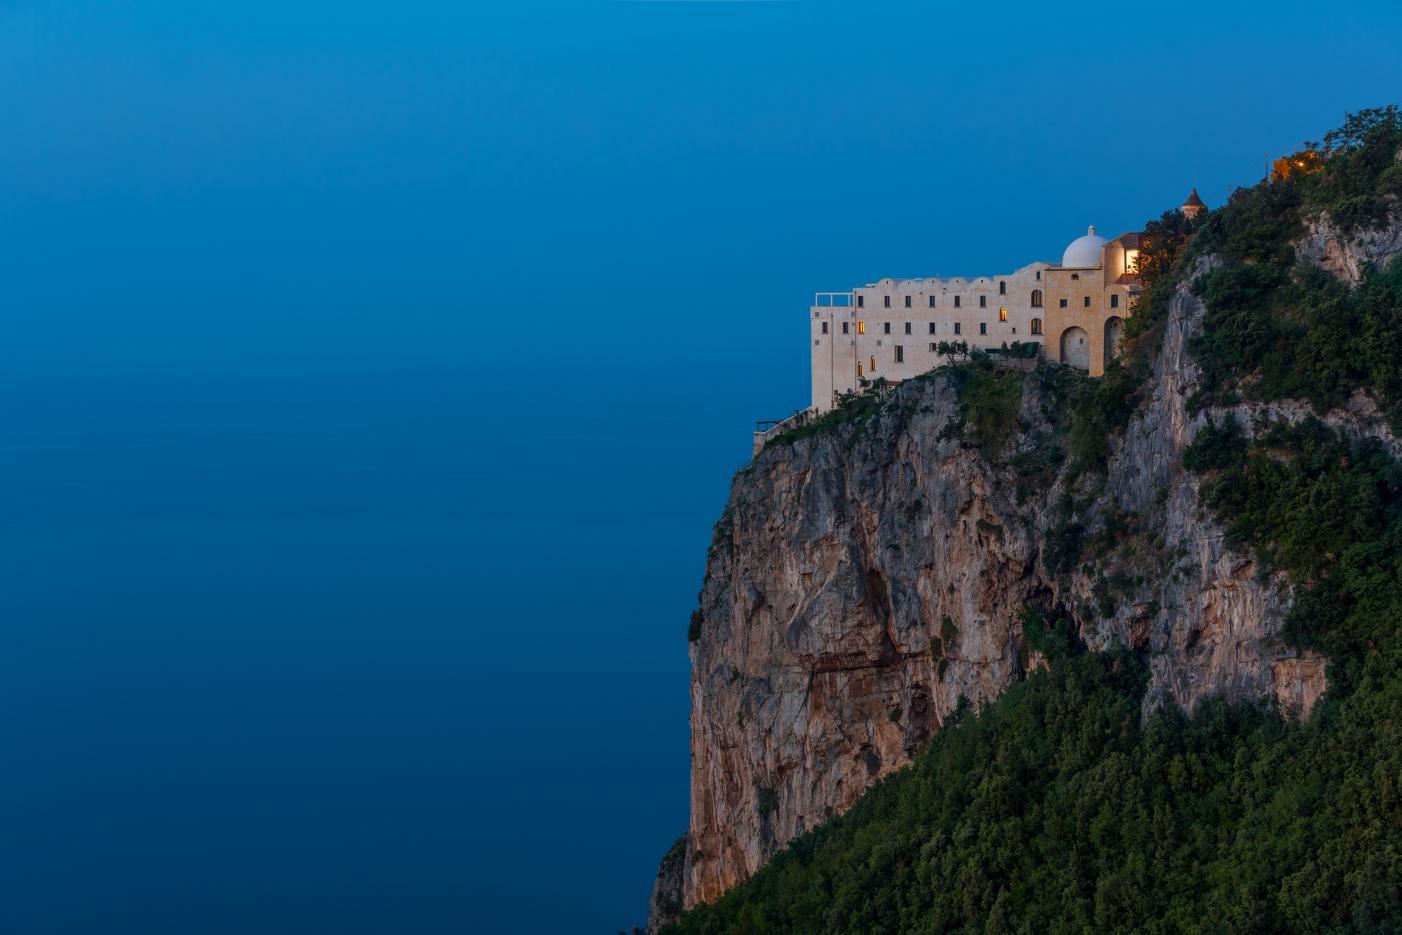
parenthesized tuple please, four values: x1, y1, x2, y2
(646, 837, 685, 934)
(1298, 206, 1402, 285)
(654, 221, 1400, 921)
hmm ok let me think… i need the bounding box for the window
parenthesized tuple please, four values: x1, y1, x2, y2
(1031, 317, 1043, 335)
(857, 321, 865, 334)
(883, 322, 891, 334)
(904, 296, 912, 308)
(1059, 299, 1068, 308)
(884, 295, 891, 308)
(999, 307, 1008, 322)
(869, 355, 876, 371)
(979, 295, 987, 308)
(929, 342, 938, 352)
(1084, 296, 1091, 308)
(842, 321, 849, 334)
(928, 322, 936, 334)
(954, 322, 962, 335)
(1031, 289, 1043, 307)
(895, 345, 904, 363)
(999, 280, 1007, 295)
(814, 339, 819, 345)
(979, 322, 987, 335)
(1036, 270, 1042, 281)
(1111, 294, 1120, 309)
(857, 361, 863, 377)
(904, 322, 912, 334)
(928, 295, 936, 308)
(857, 295, 864, 308)
(954, 296, 961, 308)
(1071, 273, 1080, 280)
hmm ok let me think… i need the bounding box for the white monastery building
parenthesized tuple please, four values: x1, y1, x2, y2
(802, 192, 1204, 415)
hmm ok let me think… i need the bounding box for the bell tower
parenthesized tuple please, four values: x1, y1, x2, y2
(1180, 188, 1206, 220)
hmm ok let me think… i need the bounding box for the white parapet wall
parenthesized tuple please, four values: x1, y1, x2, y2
(752, 409, 816, 457)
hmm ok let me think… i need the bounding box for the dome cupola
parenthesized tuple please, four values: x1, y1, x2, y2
(1060, 225, 1107, 268)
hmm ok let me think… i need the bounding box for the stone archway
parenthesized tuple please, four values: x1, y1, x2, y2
(1104, 316, 1124, 368)
(1060, 326, 1090, 370)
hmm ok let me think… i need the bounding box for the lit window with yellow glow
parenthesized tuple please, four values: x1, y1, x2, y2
(857, 321, 865, 335)
(857, 362, 863, 377)
(999, 307, 1008, 322)
(1124, 249, 1140, 274)
(869, 355, 876, 372)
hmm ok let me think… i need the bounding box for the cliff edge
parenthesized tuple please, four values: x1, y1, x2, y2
(650, 111, 1402, 930)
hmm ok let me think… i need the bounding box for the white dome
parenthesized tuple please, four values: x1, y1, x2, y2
(1061, 225, 1107, 268)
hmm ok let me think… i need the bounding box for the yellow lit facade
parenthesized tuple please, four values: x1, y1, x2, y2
(801, 192, 1204, 412)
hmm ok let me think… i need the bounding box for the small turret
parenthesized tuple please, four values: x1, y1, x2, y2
(1180, 188, 1205, 220)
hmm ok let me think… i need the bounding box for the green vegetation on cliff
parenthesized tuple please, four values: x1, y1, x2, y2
(666, 108, 1402, 934)
(1185, 105, 1402, 418)
(668, 614, 1402, 934)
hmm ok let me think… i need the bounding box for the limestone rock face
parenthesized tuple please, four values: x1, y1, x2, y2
(1298, 206, 1402, 285)
(1094, 257, 1324, 718)
(684, 374, 1050, 909)
(664, 220, 1400, 916)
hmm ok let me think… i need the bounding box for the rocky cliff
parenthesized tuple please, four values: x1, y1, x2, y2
(647, 205, 1402, 925)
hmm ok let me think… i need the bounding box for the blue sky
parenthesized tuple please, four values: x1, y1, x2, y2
(2, 1, 1401, 932)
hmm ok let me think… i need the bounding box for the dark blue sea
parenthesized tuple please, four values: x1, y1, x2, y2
(1, 361, 785, 932)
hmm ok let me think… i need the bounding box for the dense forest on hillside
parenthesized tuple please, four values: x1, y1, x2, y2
(663, 108, 1402, 934)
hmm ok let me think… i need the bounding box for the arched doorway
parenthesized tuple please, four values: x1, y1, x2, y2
(1060, 326, 1089, 370)
(1104, 316, 1124, 368)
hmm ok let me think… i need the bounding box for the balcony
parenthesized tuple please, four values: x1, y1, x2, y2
(812, 291, 855, 308)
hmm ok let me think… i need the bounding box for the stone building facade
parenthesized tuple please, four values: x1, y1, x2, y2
(804, 193, 1206, 414)
(1041, 227, 1144, 377)
(808, 262, 1052, 413)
